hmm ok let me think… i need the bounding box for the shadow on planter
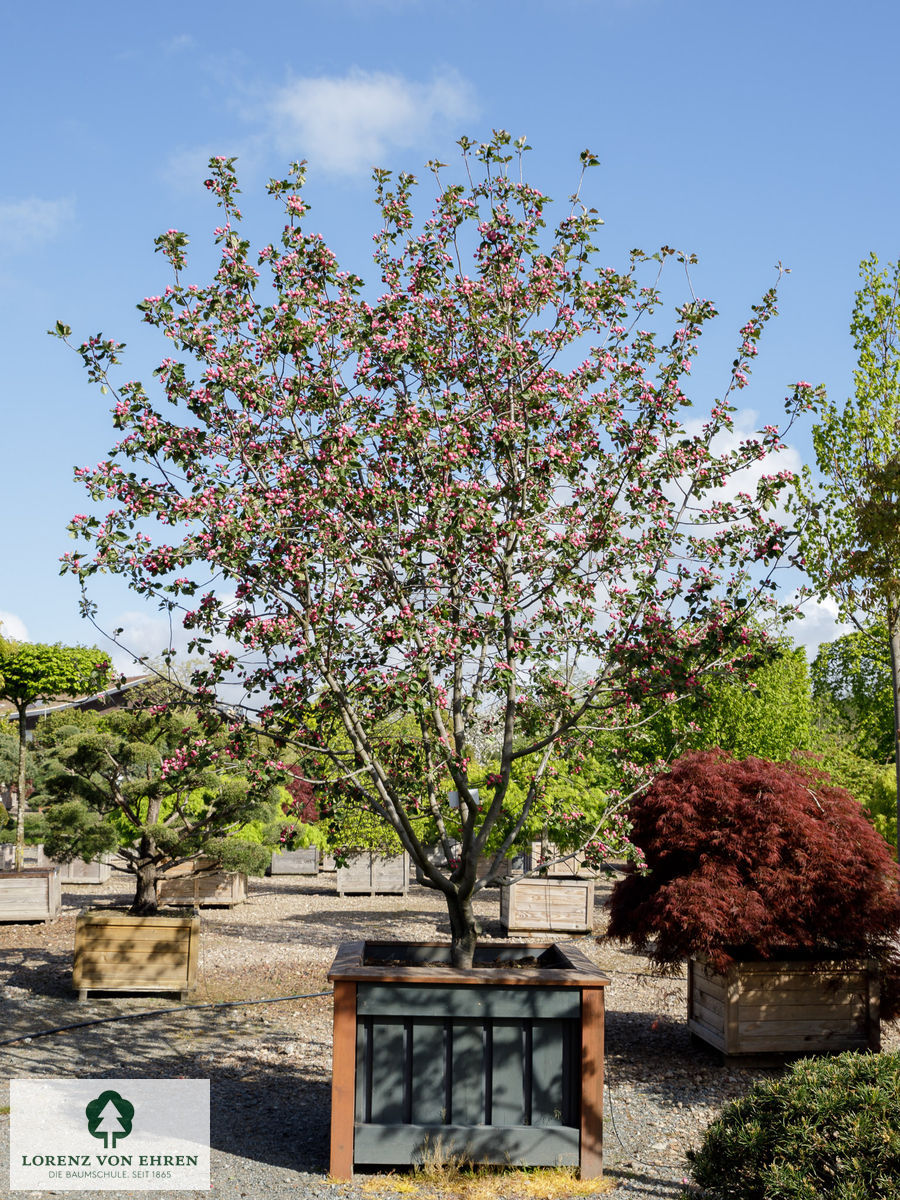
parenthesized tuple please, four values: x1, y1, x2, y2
(328, 939, 608, 1180)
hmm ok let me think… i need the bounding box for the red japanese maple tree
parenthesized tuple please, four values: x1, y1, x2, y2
(606, 750, 900, 1010)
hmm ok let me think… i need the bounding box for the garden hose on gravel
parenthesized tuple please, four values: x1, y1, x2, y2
(0, 989, 334, 1047)
(0, 991, 681, 1178)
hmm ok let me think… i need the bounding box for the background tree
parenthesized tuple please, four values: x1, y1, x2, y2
(35, 690, 280, 913)
(58, 135, 817, 964)
(629, 634, 813, 765)
(0, 631, 109, 869)
(811, 624, 894, 763)
(794, 254, 900, 850)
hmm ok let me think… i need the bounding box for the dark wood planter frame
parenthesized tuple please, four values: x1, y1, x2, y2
(328, 940, 608, 1180)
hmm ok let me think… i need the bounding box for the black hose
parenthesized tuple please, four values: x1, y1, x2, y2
(0, 989, 334, 1048)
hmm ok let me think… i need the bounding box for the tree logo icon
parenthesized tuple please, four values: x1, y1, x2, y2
(85, 1090, 135, 1149)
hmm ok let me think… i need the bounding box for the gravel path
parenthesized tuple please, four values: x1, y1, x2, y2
(1, 873, 894, 1199)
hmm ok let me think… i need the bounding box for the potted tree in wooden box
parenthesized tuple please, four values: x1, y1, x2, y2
(60, 136, 819, 1176)
(34, 689, 278, 997)
(606, 750, 900, 1057)
(329, 939, 607, 1177)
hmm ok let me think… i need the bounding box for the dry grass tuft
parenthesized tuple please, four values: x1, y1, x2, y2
(358, 1159, 614, 1200)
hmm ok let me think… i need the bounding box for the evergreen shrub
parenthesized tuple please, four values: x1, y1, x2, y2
(684, 1051, 900, 1200)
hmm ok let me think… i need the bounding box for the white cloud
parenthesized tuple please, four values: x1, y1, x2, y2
(0, 611, 29, 642)
(269, 68, 477, 175)
(680, 408, 803, 522)
(164, 33, 194, 53)
(107, 603, 253, 706)
(0, 197, 73, 254)
(783, 593, 854, 660)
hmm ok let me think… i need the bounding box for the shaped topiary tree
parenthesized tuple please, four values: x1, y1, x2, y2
(606, 750, 900, 1015)
(36, 691, 280, 913)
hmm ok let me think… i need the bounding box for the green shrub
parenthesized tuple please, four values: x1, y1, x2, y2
(205, 837, 271, 878)
(685, 1051, 900, 1199)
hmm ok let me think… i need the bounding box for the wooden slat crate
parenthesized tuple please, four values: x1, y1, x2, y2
(57, 856, 113, 884)
(157, 870, 247, 908)
(337, 852, 409, 896)
(0, 844, 50, 869)
(688, 954, 880, 1056)
(500, 877, 595, 934)
(0, 868, 61, 922)
(1, 845, 113, 883)
(73, 911, 200, 999)
(270, 847, 319, 875)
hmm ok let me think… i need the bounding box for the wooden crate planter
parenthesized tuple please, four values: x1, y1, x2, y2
(73, 911, 200, 1000)
(270, 847, 320, 875)
(688, 954, 881, 1057)
(474, 851, 531, 886)
(0, 845, 113, 883)
(158, 870, 247, 908)
(328, 940, 608, 1180)
(0, 869, 61, 922)
(337, 852, 409, 896)
(0, 844, 50, 869)
(57, 856, 113, 885)
(500, 877, 595, 935)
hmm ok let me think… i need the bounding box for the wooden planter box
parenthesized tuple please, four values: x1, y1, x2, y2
(328, 940, 608, 1180)
(57, 856, 113, 885)
(0, 845, 113, 883)
(500, 877, 595, 934)
(73, 911, 200, 1000)
(0, 869, 61, 922)
(270, 847, 320, 875)
(474, 851, 531, 886)
(688, 954, 881, 1057)
(158, 870, 247, 908)
(337, 852, 409, 896)
(0, 844, 50, 869)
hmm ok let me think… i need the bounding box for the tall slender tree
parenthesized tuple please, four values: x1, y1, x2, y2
(0, 632, 109, 869)
(794, 254, 900, 850)
(58, 135, 818, 964)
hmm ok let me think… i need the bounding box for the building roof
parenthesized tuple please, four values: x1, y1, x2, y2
(0, 675, 154, 728)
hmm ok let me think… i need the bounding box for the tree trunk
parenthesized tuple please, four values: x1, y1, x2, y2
(130, 838, 159, 915)
(14, 703, 27, 872)
(446, 888, 479, 968)
(890, 620, 900, 861)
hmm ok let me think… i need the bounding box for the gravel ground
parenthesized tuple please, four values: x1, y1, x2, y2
(1, 872, 895, 1200)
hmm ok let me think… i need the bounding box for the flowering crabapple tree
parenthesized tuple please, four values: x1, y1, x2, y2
(57, 132, 819, 965)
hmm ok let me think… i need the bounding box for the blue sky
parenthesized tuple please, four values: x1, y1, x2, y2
(1, 0, 896, 668)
